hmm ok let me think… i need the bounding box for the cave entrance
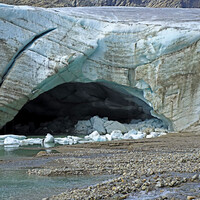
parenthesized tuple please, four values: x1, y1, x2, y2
(0, 82, 159, 135)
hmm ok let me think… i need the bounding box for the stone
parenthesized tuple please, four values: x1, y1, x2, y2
(90, 116, 106, 134)
(0, 5, 200, 132)
(155, 181, 163, 188)
(191, 174, 199, 181)
(187, 196, 196, 200)
(36, 151, 48, 157)
(104, 121, 127, 134)
(74, 120, 92, 135)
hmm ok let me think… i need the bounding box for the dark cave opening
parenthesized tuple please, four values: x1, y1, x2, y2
(0, 82, 156, 135)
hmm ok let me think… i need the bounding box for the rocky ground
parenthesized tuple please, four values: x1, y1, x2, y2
(0, 0, 199, 8)
(25, 131, 200, 200)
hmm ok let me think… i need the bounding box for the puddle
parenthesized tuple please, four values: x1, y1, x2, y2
(127, 182, 200, 200)
(0, 137, 114, 200)
(0, 169, 112, 200)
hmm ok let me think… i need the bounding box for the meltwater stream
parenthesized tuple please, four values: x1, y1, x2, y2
(0, 145, 112, 200)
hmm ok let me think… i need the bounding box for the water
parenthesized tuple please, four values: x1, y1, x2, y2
(127, 182, 200, 200)
(0, 169, 110, 200)
(126, 173, 200, 200)
(0, 143, 112, 200)
(0, 145, 44, 159)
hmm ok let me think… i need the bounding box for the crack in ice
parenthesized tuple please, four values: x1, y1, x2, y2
(0, 27, 56, 87)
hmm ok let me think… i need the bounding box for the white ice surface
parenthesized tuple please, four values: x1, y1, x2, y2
(0, 117, 168, 148)
(4, 137, 20, 145)
(44, 133, 55, 143)
(0, 134, 26, 140)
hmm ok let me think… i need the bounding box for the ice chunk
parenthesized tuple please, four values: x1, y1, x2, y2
(44, 133, 55, 143)
(0, 134, 26, 140)
(110, 130, 123, 140)
(4, 145, 19, 151)
(4, 137, 20, 145)
(20, 138, 42, 145)
(54, 136, 79, 145)
(105, 134, 112, 141)
(67, 136, 81, 141)
(44, 143, 55, 148)
(146, 132, 159, 138)
(68, 138, 74, 145)
(146, 131, 167, 138)
(131, 132, 146, 140)
(55, 137, 69, 145)
(123, 129, 138, 139)
(94, 135, 107, 142)
(84, 131, 107, 142)
(89, 130, 100, 137)
(159, 132, 167, 137)
(123, 130, 146, 140)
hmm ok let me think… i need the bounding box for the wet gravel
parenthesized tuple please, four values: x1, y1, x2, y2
(9, 132, 200, 199)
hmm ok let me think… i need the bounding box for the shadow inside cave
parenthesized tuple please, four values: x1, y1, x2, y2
(0, 82, 157, 135)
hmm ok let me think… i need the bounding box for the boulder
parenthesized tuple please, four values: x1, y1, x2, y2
(90, 116, 106, 134)
(74, 120, 92, 135)
(104, 121, 127, 134)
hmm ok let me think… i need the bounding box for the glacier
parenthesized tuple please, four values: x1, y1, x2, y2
(0, 4, 200, 132)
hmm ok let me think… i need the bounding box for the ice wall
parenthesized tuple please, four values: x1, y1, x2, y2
(0, 4, 200, 131)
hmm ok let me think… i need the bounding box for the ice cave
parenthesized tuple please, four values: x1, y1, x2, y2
(0, 5, 200, 133)
(0, 82, 164, 135)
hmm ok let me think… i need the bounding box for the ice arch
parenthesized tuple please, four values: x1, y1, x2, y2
(0, 81, 169, 135)
(1, 5, 200, 132)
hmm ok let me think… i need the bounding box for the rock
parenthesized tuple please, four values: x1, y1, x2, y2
(187, 196, 196, 200)
(169, 180, 176, 187)
(191, 174, 199, 181)
(104, 121, 127, 134)
(0, 5, 200, 132)
(74, 120, 92, 135)
(143, 127, 155, 134)
(2, 0, 200, 8)
(90, 116, 106, 134)
(36, 151, 48, 157)
(155, 181, 163, 188)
